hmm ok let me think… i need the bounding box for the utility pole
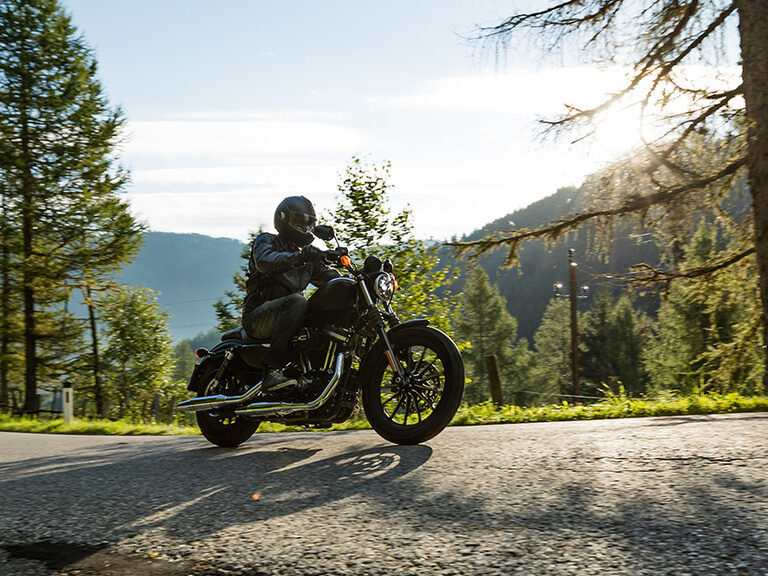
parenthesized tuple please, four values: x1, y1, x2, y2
(568, 248, 580, 399)
(553, 248, 589, 400)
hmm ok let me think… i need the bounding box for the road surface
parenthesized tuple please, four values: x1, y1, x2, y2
(1, 413, 767, 575)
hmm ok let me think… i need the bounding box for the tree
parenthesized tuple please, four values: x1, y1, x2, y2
(645, 221, 763, 394)
(100, 286, 175, 420)
(580, 291, 651, 396)
(531, 298, 577, 402)
(329, 156, 458, 333)
(451, 0, 768, 389)
(0, 0, 140, 411)
(454, 267, 533, 405)
(214, 233, 255, 333)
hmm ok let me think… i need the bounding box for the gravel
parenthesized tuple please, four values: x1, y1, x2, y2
(1, 413, 767, 575)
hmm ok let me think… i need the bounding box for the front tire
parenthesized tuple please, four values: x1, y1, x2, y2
(195, 361, 259, 448)
(362, 326, 464, 445)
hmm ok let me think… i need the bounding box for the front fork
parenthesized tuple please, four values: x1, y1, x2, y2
(358, 280, 407, 381)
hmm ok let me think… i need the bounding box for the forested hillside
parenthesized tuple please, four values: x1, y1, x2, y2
(441, 185, 661, 340)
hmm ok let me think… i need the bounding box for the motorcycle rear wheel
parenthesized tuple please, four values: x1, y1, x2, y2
(362, 326, 464, 445)
(195, 362, 260, 448)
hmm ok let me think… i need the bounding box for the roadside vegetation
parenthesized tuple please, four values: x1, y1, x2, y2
(3, 392, 766, 436)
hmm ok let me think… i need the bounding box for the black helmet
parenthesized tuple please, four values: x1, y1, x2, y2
(274, 196, 316, 246)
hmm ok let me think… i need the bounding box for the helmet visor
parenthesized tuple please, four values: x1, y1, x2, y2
(288, 211, 316, 234)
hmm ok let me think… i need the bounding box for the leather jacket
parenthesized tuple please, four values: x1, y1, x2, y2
(243, 232, 340, 314)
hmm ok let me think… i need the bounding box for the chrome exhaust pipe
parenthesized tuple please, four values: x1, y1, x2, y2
(234, 353, 344, 418)
(177, 381, 263, 412)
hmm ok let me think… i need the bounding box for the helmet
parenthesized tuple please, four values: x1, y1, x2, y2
(274, 196, 316, 246)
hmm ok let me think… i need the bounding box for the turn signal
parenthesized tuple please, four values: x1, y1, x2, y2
(195, 348, 209, 359)
(340, 255, 351, 267)
(393, 279, 399, 291)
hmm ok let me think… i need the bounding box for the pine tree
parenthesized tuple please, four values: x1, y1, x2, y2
(454, 267, 533, 405)
(214, 233, 255, 333)
(531, 298, 579, 401)
(645, 221, 762, 394)
(580, 291, 651, 396)
(0, 0, 140, 411)
(453, 0, 768, 390)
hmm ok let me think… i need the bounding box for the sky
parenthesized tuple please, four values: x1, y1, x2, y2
(61, 0, 740, 242)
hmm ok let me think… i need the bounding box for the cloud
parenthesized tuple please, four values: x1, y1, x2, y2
(370, 65, 742, 117)
(123, 119, 365, 159)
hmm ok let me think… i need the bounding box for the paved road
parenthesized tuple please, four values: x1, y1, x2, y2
(1, 413, 767, 576)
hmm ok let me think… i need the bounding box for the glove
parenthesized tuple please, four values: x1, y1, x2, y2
(300, 244, 324, 263)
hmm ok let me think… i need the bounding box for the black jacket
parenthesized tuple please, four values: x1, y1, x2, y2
(243, 232, 339, 314)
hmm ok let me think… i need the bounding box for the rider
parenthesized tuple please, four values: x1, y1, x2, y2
(243, 196, 339, 392)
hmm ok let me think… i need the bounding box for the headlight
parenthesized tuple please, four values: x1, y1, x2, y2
(374, 273, 395, 302)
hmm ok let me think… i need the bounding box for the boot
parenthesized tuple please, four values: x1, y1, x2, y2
(261, 368, 298, 393)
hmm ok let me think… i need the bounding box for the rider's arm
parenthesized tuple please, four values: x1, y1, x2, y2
(251, 234, 302, 274)
(309, 263, 340, 286)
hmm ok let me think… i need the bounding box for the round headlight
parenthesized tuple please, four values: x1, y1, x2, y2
(374, 273, 395, 302)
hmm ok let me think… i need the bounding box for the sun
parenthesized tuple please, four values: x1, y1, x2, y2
(590, 105, 646, 158)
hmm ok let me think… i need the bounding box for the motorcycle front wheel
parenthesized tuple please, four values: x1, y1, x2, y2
(195, 361, 260, 448)
(362, 326, 464, 445)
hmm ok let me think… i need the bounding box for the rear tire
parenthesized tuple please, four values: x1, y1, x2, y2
(362, 326, 464, 445)
(195, 361, 259, 448)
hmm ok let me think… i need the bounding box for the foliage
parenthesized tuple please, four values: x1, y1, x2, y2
(214, 232, 257, 333)
(530, 298, 580, 401)
(99, 286, 178, 420)
(329, 156, 459, 332)
(451, 0, 768, 392)
(645, 221, 764, 394)
(580, 291, 652, 396)
(449, 393, 768, 427)
(5, 392, 768, 435)
(0, 413, 198, 435)
(454, 267, 534, 404)
(0, 0, 143, 411)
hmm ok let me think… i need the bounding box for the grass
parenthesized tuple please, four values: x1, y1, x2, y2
(2, 392, 767, 436)
(0, 413, 198, 436)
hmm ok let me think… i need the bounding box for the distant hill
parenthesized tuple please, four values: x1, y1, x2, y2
(116, 187, 663, 343)
(118, 232, 245, 340)
(439, 185, 661, 341)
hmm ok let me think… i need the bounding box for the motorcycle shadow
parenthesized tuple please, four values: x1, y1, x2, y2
(0, 434, 432, 544)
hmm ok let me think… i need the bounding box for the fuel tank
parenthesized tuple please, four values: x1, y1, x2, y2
(306, 276, 357, 320)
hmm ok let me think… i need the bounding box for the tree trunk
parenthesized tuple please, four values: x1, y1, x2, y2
(737, 0, 768, 391)
(20, 73, 37, 414)
(0, 201, 10, 413)
(85, 286, 104, 416)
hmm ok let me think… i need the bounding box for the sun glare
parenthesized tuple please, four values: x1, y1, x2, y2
(591, 106, 645, 157)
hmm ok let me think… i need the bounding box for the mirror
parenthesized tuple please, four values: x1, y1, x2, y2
(314, 225, 335, 241)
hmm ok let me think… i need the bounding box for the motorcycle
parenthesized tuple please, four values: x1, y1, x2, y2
(177, 225, 464, 447)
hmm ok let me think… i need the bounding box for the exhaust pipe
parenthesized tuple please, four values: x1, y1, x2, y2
(177, 381, 263, 412)
(234, 353, 345, 418)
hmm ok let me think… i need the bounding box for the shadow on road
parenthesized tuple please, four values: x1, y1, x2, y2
(0, 434, 432, 543)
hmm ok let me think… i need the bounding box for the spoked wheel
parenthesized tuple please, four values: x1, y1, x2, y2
(196, 363, 259, 448)
(362, 326, 464, 445)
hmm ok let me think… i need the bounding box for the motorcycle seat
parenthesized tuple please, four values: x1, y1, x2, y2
(220, 327, 270, 345)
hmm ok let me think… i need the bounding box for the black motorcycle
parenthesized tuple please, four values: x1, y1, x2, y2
(177, 225, 464, 447)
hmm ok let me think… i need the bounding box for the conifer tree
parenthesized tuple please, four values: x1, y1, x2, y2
(454, 267, 533, 405)
(645, 222, 762, 394)
(0, 0, 141, 410)
(580, 292, 651, 396)
(531, 298, 580, 401)
(453, 0, 768, 390)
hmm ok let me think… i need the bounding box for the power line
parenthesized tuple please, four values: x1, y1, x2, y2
(160, 297, 220, 307)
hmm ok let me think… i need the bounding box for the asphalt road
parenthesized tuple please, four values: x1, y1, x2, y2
(1, 413, 767, 576)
